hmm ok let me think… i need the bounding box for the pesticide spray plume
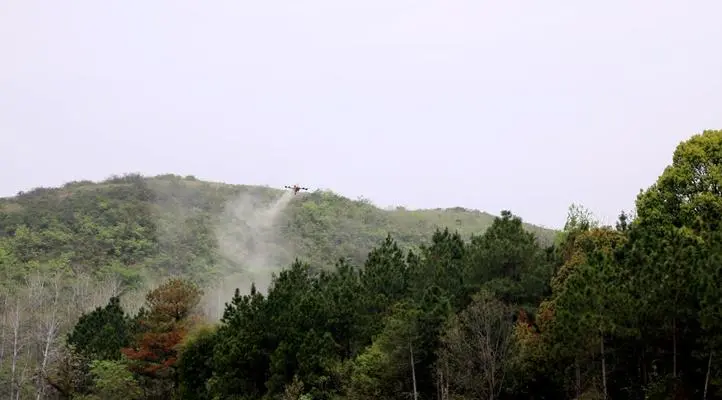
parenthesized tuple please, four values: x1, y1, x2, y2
(107, 176, 298, 321)
(203, 189, 296, 319)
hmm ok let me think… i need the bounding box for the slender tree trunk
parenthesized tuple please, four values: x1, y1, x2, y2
(36, 276, 61, 400)
(575, 360, 581, 399)
(600, 331, 607, 400)
(704, 352, 713, 400)
(21, 348, 30, 400)
(642, 349, 647, 386)
(672, 317, 677, 379)
(489, 348, 496, 400)
(409, 340, 418, 400)
(0, 294, 7, 366)
(436, 368, 440, 400)
(10, 300, 22, 400)
(444, 357, 449, 400)
(217, 293, 222, 320)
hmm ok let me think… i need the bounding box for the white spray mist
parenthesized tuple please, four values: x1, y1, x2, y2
(204, 189, 296, 319)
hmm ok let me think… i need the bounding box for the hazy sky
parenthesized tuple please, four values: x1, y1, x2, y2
(2, 1, 721, 228)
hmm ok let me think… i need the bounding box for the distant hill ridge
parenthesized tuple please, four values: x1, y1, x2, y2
(0, 173, 557, 285)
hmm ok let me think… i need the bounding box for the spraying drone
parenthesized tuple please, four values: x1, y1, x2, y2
(284, 184, 309, 195)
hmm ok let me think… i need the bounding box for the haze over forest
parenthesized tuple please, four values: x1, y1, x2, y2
(2, 130, 722, 399)
(3, 1, 722, 399)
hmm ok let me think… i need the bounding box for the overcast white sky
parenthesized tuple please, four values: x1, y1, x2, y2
(2, 0, 721, 228)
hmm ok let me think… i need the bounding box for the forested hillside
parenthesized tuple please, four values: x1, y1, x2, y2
(3, 130, 722, 400)
(0, 173, 555, 287)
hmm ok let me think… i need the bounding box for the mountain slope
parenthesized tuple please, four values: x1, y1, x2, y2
(0, 173, 557, 286)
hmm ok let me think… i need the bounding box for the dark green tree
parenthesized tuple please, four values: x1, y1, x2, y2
(357, 235, 410, 342)
(67, 296, 131, 361)
(209, 284, 270, 399)
(630, 129, 722, 395)
(466, 210, 552, 309)
(177, 326, 218, 400)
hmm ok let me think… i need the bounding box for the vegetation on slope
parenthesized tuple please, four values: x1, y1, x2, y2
(0, 168, 556, 399)
(0, 174, 556, 287)
(7, 129, 722, 400)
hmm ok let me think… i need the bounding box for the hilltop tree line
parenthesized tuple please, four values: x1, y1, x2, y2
(0, 171, 554, 291)
(2, 129, 722, 399)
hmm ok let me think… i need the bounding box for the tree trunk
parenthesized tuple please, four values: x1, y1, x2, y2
(409, 340, 418, 400)
(1, 294, 7, 366)
(575, 360, 581, 399)
(444, 357, 449, 400)
(16, 346, 32, 400)
(217, 292, 222, 320)
(37, 277, 61, 400)
(600, 332, 607, 400)
(10, 300, 22, 400)
(704, 352, 712, 400)
(641, 349, 647, 386)
(672, 317, 677, 379)
(436, 368, 441, 400)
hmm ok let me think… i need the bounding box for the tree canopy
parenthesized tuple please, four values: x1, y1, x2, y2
(2, 130, 722, 399)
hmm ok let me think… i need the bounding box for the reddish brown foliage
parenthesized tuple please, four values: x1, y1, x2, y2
(145, 278, 202, 324)
(122, 328, 187, 377)
(121, 278, 202, 379)
(552, 228, 627, 293)
(518, 308, 531, 327)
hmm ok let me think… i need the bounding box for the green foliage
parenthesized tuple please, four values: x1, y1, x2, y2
(177, 325, 218, 400)
(346, 302, 423, 400)
(9, 129, 722, 400)
(121, 277, 202, 395)
(78, 359, 142, 400)
(67, 296, 132, 361)
(0, 174, 556, 288)
(466, 210, 553, 308)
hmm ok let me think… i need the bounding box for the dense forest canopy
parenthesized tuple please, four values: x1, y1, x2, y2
(1, 129, 722, 399)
